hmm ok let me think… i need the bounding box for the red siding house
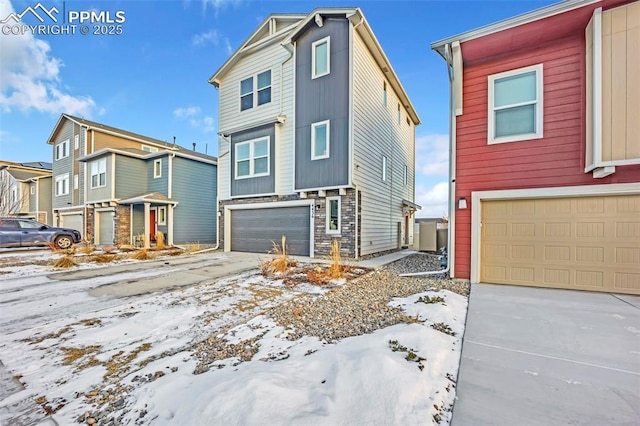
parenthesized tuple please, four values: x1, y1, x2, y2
(432, 0, 640, 295)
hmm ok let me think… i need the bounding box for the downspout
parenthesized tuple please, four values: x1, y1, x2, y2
(168, 152, 175, 246)
(401, 43, 456, 277)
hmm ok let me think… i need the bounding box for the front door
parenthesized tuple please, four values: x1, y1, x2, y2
(404, 215, 409, 247)
(149, 209, 157, 242)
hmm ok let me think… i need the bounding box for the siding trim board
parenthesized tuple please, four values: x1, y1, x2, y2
(470, 182, 640, 284)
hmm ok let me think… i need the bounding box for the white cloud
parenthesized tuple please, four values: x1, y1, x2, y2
(224, 37, 232, 54)
(0, 0, 96, 116)
(192, 29, 219, 46)
(173, 106, 201, 118)
(415, 134, 449, 176)
(189, 115, 215, 133)
(202, 0, 242, 15)
(415, 182, 449, 219)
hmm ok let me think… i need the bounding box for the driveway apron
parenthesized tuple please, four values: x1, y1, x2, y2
(452, 283, 640, 425)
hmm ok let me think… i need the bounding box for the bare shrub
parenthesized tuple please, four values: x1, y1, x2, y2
(131, 249, 152, 260)
(53, 255, 77, 269)
(155, 232, 166, 250)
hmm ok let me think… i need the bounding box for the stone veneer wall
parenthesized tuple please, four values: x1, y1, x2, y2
(85, 207, 94, 243)
(115, 205, 131, 245)
(219, 188, 361, 258)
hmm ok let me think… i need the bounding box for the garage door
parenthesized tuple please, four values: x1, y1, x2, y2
(481, 195, 640, 295)
(230, 206, 311, 256)
(97, 211, 114, 245)
(61, 214, 83, 233)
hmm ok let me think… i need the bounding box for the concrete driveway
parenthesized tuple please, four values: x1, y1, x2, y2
(452, 284, 640, 425)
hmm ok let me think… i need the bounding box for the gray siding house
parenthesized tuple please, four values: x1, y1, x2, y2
(210, 8, 420, 258)
(47, 114, 217, 247)
(0, 161, 52, 224)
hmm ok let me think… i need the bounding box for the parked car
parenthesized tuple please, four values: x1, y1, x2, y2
(0, 218, 81, 249)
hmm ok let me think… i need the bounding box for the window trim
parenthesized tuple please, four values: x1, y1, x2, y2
(312, 36, 331, 79)
(326, 196, 341, 235)
(397, 104, 401, 125)
(403, 164, 408, 186)
(157, 206, 167, 225)
(55, 139, 70, 160)
(141, 144, 159, 153)
(487, 63, 544, 145)
(383, 81, 387, 106)
(311, 120, 330, 160)
(239, 69, 272, 112)
(30, 186, 36, 195)
(382, 156, 387, 182)
(154, 159, 162, 178)
(74, 134, 79, 150)
(73, 174, 78, 190)
(234, 136, 270, 180)
(55, 173, 70, 196)
(90, 158, 107, 189)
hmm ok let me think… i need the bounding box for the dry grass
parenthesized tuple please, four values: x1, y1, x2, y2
(118, 244, 136, 253)
(328, 239, 345, 279)
(185, 242, 202, 253)
(60, 345, 101, 365)
(102, 246, 117, 254)
(104, 343, 152, 381)
(53, 255, 77, 269)
(156, 231, 166, 249)
(79, 243, 95, 255)
(261, 236, 297, 276)
(131, 249, 152, 260)
(91, 254, 118, 264)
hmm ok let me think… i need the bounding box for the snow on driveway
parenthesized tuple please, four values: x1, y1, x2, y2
(0, 254, 467, 425)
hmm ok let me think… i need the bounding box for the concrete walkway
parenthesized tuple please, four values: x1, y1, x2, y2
(452, 284, 640, 425)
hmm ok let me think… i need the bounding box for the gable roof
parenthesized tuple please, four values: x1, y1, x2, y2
(209, 7, 420, 124)
(78, 147, 217, 165)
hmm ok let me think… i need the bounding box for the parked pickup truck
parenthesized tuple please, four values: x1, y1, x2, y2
(0, 218, 81, 249)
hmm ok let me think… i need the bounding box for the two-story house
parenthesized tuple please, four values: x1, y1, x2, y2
(431, 0, 640, 295)
(0, 161, 52, 224)
(210, 8, 421, 258)
(47, 114, 217, 247)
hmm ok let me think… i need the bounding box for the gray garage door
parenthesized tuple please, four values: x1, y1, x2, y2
(61, 214, 82, 233)
(230, 206, 311, 256)
(97, 211, 114, 245)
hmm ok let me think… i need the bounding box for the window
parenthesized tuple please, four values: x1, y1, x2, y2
(91, 158, 106, 188)
(312, 36, 330, 79)
(154, 159, 162, 178)
(74, 174, 78, 190)
(18, 220, 41, 229)
(311, 120, 330, 160)
(382, 156, 387, 182)
(10, 186, 17, 203)
(55, 139, 69, 160)
(141, 145, 159, 153)
(403, 165, 408, 186)
(240, 70, 271, 111)
(30, 186, 35, 195)
(74, 134, 79, 150)
(397, 104, 401, 124)
(383, 81, 387, 106)
(488, 64, 543, 144)
(158, 207, 166, 225)
(326, 196, 341, 234)
(55, 174, 69, 196)
(235, 137, 270, 179)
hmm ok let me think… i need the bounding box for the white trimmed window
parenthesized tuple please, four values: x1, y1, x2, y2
(383, 81, 387, 106)
(382, 156, 387, 182)
(90, 158, 106, 188)
(312, 36, 330, 79)
(141, 145, 159, 153)
(10, 186, 17, 203)
(488, 64, 543, 144)
(240, 70, 271, 111)
(74, 134, 79, 150)
(235, 137, 270, 179)
(55, 174, 69, 196)
(30, 186, 35, 195)
(73, 174, 78, 190)
(397, 104, 401, 124)
(55, 139, 69, 160)
(403, 164, 408, 186)
(311, 120, 330, 160)
(158, 207, 166, 225)
(326, 196, 341, 234)
(154, 159, 162, 178)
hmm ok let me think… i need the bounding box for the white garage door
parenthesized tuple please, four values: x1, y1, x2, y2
(97, 211, 114, 245)
(61, 214, 83, 233)
(481, 195, 640, 295)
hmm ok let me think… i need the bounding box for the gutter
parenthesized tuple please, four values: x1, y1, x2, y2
(401, 42, 456, 277)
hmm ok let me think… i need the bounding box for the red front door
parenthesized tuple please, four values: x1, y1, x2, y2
(404, 215, 409, 246)
(149, 209, 157, 242)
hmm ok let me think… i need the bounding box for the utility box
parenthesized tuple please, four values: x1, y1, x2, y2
(418, 221, 437, 252)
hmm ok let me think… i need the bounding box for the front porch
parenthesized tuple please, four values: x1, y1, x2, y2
(119, 192, 178, 248)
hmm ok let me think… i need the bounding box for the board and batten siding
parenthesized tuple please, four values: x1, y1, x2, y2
(171, 157, 217, 244)
(454, 31, 640, 280)
(294, 18, 350, 190)
(230, 125, 276, 197)
(352, 30, 416, 255)
(114, 155, 148, 200)
(51, 119, 75, 209)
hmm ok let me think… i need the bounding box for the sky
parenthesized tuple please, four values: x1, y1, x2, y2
(0, 0, 558, 217)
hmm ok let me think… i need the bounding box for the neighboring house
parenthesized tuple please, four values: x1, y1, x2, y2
(209, 8, 421, 258)
(0, 161, 53, 224)
(47, 114, 217, 247)
(431, 0, 640, 295)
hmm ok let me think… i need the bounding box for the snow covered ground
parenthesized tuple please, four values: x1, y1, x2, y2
(0, 252, 468, 425)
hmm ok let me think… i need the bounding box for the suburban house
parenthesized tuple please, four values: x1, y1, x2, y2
(0, 161, 53, 224)
(209, 8, 421, 258)
(47, 114, 218, 247)
(431, 0, 640, 295)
